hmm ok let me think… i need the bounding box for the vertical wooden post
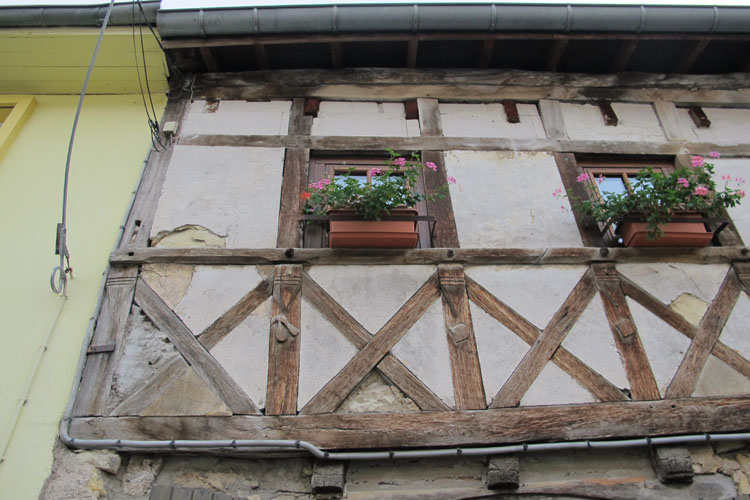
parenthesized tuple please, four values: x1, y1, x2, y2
(593, 264, 660, 400)
(439, 265, 486, 409)
(266, 264, 303, 415)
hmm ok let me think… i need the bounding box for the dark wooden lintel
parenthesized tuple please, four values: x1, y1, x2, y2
(404, 100, 419, 120)
(503, 101, 520, 124)
(70, 395, 750, 450)
(688, 106, 711, 128)
(598, 102, 619, 126)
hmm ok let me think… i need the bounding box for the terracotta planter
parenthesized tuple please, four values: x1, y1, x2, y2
(327, 208, 419, 248)
(618, 212, 713, 247)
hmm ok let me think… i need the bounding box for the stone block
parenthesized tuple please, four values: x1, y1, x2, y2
(486, 456, 520, 490)
(652, 446, 694, 484)
(311, 461, 345, 494)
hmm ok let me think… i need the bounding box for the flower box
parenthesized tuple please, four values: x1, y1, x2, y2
(328, 208, 419, 249)
(618, 212, 713, 247)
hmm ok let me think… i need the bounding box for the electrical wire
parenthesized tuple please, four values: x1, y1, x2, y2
(50, 0, 116, 295)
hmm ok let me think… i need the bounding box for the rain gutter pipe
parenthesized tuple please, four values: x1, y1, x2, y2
(0, 1, 159, 28)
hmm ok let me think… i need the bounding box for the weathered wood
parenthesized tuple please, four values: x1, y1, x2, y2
(330, 42, 342, 70)
(598, 102, 619, 126)
(593, 264, 660, 400)
(73, 267, 138, 416)
(199, 47, 220, 72)
(490, 269, 597, 408)
(478, 39, 494, 69)
(121, 98, 190, 249)
(676, 40, 709, 74)
(304, 97, 320, 118)
(502, 101, 520, 124)
(416, 98, 442, 137)
(666, 269, 742, 398)
(610, 39, 638, 72)
(148, 485, 173, 500)
(301, 272, 449, 411)
(276, 148, 308, 248)
(266, 265, 302, 415)
(407, 37, 418, 68)
(110, 277, 273, 416)
(538, 99, 567, 140)
(134, 280, 261, 415)
(688, 105, 711, 128)
(422, 151, 460, 248)
(620, 272, 750, 379)
(110, 246, 750, 267)
(438, 265, 486, 409)
(651, 446, 694, 484)
(311, 461, 345, 494)
(546, 39, 567, 72)
(653, 100, 693, 142)
(254, 44, 269, 70)
(466, 276, 626, 403)
(70, 395, 750, 449)
(403, 99, 419, 120)
(553, 152, 600, 247)
(301, 273, 440, 414)
(288, 97, 313, 136)
(175, 133, 750, 157)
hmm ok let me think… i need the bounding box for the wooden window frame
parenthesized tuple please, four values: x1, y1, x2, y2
(303, 155, 432, 248)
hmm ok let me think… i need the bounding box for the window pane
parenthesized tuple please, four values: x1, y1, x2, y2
(334, 173, 367, 188)
(598, 176, 627, 199)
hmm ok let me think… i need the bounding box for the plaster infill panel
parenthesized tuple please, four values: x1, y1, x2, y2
(439, 103, 545, 139)
(465, 265, 588, 331)
(151, 146, 284, 248)
(392, 299, 455, 408)
(617, 263, 729, 305)
(311, 101, 418, 137)
(182, 99, 291, 136)
(713, 158, 750, 243)
(445, 150, 583, 248)
(677, 108, 750, 145)
(561, 102, 665, 142)
(520, 361, 596, 406)
(717, 293, 750, 361)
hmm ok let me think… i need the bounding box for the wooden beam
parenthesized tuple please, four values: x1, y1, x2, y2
(666, 269, 742, 398)
(688, 106, 712, 128)
(407, 36, 418, 68)
(553, 153, 601, 247)
(438, 265, 486, 409)
(404, 100, 419, 120)
(592, 264, 660, 400)
(303, 98, 321, 118)
(610, 40, 638, 73)
(288, 97, 313, 136)
(110, 277, 273, 416)
(653, 101, 693, 142)
(478, 39, 494, 69)
(73, 267, 138, 416)
(503, 101, 520, 124)
(416, 97, 442, 137)
(134, 280, 261, 415)
(254, 44, 270, 70)
(71, 396, 750, 449)
(301, 273, 440, 414)
(490, 269, 599, 408)
(735, 262, 750, 293)
(109, 246, 750, 267)
(331, 42, 343, 70)
(301, 272, 449, 411)
(546, 39, 568, 72)
(199, 47, 220, 72)
(675, 40, 709, 74)
(276, 149, 308, 248)
(266, 265, 302, 415)
(598, 102, 619, 126)
(538, 100, 567, 140)
(422, 151, 460, 248)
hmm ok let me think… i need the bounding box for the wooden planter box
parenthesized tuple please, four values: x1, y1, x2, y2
(618, 213, 713, 247)
(328, 208, 419, 249)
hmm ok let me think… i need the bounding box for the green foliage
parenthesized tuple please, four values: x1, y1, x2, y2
(559, 157, 745, 240)
(303, 149, 452, 220)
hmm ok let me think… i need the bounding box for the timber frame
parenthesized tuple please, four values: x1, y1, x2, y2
(69, 69, 750, 451)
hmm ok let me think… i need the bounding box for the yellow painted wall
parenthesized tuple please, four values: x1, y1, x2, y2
(0, 93, 167, 499)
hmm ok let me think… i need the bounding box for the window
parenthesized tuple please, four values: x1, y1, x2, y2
(0, 96, 36, 162)
(303, 156, 432, 248)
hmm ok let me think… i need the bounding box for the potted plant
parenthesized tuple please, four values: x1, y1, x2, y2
(555, 153, 745, 247)
(302, 150, 455, 248)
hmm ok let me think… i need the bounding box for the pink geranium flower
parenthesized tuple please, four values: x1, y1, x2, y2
(691, 156, 705, 167)
(694, 186, 709, 196)
(741, 190, 746, 198)
(709, 151, 721, 159)
(576, 173, 590, 183)
(552, 188, 563, 197)
(447, 176, 457, 184)
(425, 161, 438, 171)
(369, 168, 382, 176)
(677, 178, 689, 188)
(393, 157, 406, 167)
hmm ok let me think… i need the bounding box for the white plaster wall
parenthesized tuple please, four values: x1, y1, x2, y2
(617, 263, 728, 305)
(440, 103, 546, 139)
(445, 150, 583, 248)
(311, 101, 419, 137)
(561, 102, 665, 142)
(182, 100, 291, 136)
(151, 146, 284, 248)
(677, 108, 750, 144)
(521, 362, 596, 406)
(712, 158, 750, 243)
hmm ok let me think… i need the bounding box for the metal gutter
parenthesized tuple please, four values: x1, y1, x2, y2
(155, 4, 750, 38)
(0, 1, 159, 27)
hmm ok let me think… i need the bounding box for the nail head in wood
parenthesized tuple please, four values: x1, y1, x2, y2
(311, 460, 345, 494)
(503, 101, 520, 124)
(487, 455, 520, 490)
(688, 106, 711, 128)
(651, 446, 694, 484)
(404, 100, 419, 120)
(598, 102, 618, 126)
(304, 98, 321, 118)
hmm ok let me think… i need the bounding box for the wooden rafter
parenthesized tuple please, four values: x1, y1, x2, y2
(199, 47, 220, 72)
(478, 39, 494, 69)
(610, 40, 638, 73)
(407, 36, 418, 68)
(254, 44, 270, 70)
(331, 42, 343, 69)
(546, 39, 568, 72)
(675, 39, 709, 74)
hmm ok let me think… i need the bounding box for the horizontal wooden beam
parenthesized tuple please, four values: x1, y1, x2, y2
(109, 247, 750, 267)
(176, 134, 750, 157)
(162, 32, 750, 50)
(70, 396, 750, 450)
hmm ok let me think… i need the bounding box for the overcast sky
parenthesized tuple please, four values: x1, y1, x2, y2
(2, 0, 750, 7)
